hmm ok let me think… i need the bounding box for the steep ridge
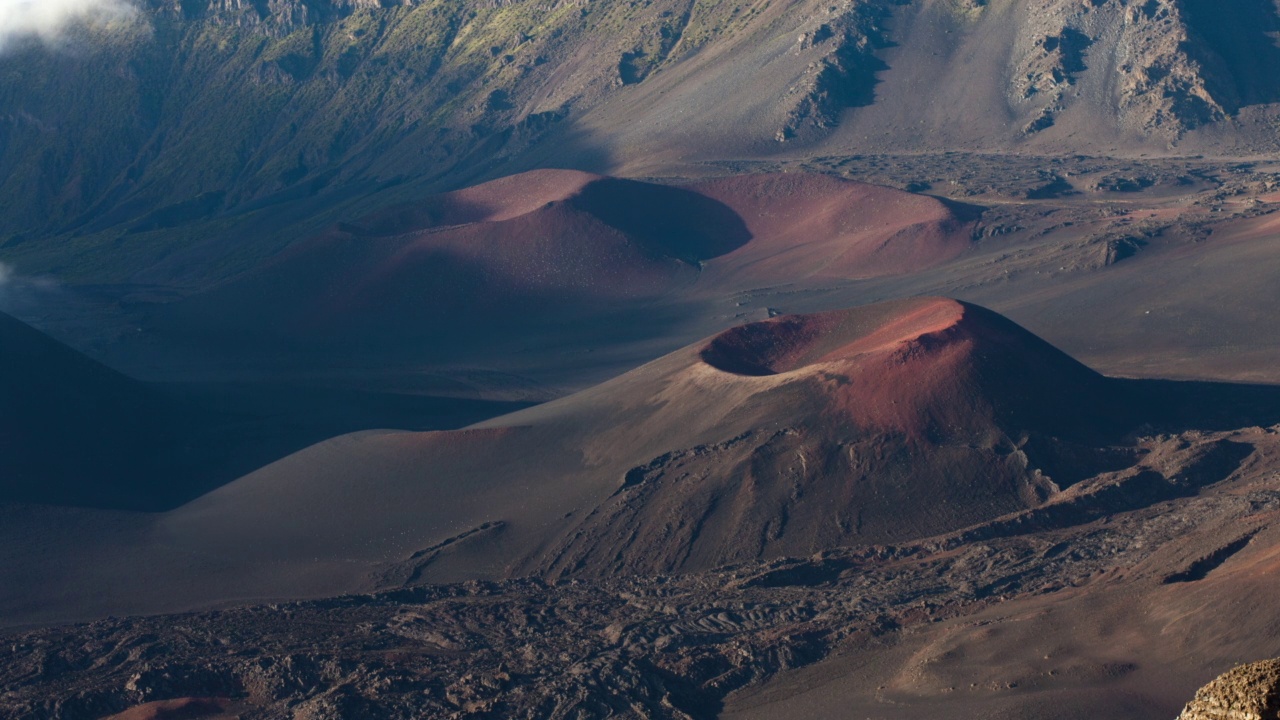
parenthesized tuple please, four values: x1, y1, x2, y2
(774, 0, 1280, 160)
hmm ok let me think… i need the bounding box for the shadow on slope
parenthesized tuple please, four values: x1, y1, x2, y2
(4, 298, 1280, 625)
(1181, 0, 1280, 110)
(0, 311, 181, 510)
(568, 177, 753, 262)
(1124, 378, 1280, 432)
(155, 170, 752, 358)
(0, 312, 529, 511)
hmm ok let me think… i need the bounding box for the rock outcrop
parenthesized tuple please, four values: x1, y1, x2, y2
(1011, 0, 1226, 137)
(1178, 659, 1280, 720)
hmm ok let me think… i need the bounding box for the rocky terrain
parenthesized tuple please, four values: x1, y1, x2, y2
(1178, 659, 1280, 720)
(5, 421, 1280, 719)
(4, 1, 1280, 718)
(5, 296, 1280, 720)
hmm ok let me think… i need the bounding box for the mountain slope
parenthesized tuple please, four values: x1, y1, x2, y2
(0, 311, 528, 511)
(159, 298, 1139, 586)
(0, 0, 896, 283)
(533, 298, 1134, 577)
(4, 0, 1278, 286)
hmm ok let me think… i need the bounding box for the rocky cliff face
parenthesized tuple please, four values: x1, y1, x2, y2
(1178, 659, 1280, 720)
(146, 0, 410, 30)
(1010, 0, 1231, 137)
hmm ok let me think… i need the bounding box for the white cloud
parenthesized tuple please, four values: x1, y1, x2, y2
(0, 0, 139, 52)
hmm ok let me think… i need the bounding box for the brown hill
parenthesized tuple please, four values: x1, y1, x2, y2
(691, 173, 976, 286)
(161, 169, 749, 352)
(158, 170, 974, 366)
(152, 299, 1135, 595)
(5, 297, 1280, 626)
(534, 298, 1129, 577)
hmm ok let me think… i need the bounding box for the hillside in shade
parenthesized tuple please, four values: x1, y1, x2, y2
(0, 311, 187, 509)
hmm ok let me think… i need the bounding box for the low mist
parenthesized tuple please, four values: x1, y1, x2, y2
(0, 0, 138, 52)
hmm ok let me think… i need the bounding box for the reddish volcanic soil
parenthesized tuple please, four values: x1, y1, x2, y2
(106, 698, 234, 720)
(161, 170, 973, 356)
(349, 169, 603, 231)
(5, 299, 1280, 720)
(164, 169, 752, 347)
(691, 173, 976, 286)
(697, 297, 1117, 441)
(0, 298, 1169, 625)
(534, 298, 1141, 578)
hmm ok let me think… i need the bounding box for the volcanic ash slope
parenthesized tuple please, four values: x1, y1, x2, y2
(166, 298, 1143, 588)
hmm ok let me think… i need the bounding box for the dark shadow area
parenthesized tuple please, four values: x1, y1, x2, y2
(154, 382, 536, 510)
(1025, 176, 1077, 200)
(1121, 377, 1280, 432)
(699, 316, 819, 377)
(1, 310, 181, 511)
(3, 378, 532, 513)
(1006, 374, 1280, 499)
(0, 310, 533, 512)
(1163, 532, 1257, 584)
(568, 178, 753, 263)
(1048, 28, 1092, 76)
(1181, 0, 1280, 109)
(934, 196, 988, 223)
(823, 50, 891, 113)
(125, 191, 226, 234)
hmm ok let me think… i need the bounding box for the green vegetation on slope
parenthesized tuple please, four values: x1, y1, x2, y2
(0, 0, 799, 283)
